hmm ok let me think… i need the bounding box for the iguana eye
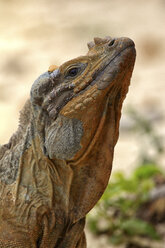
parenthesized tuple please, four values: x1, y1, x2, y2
(108, 39, 115, 47)
(67, 67, 79, 77)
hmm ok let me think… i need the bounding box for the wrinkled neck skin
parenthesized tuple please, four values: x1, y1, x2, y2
(0, 36, 136, 247)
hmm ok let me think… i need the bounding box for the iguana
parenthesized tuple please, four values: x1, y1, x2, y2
(0, 36, 136, 247)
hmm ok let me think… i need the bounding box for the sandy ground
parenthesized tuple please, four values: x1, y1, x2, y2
(0, 0, 165, 247)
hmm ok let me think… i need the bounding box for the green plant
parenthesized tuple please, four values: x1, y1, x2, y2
(87, 164, 163, 245)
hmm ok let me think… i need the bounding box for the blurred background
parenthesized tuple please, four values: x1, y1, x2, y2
(0, 0, 165, 247)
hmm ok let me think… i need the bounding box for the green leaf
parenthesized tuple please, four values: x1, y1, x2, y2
(134, 164, 161, 180)
(87, 218, 98, 234)
(120, 218, 160, 239)
(109, 233, 124, 245)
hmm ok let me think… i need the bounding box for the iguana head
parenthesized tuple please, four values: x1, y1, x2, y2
(31, 36, 135, 162)
(45, 36, 135, 116)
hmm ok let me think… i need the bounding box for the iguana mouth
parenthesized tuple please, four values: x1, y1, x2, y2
(96, 44, 135, 90)
(76, 43, 135, 96)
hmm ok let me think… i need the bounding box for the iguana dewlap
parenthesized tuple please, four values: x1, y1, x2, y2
(0, 36, 136, 247)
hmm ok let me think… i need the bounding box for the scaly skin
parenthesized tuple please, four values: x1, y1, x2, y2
(0, 36, 136, 247)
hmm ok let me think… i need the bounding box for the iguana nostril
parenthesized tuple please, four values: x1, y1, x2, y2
(108, 39, 115, 47)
